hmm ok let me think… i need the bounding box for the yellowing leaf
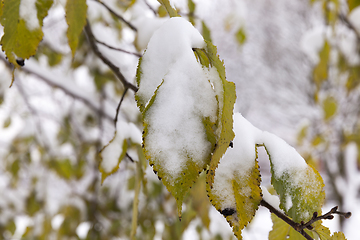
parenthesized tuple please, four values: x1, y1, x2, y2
(65, 0, 87, 57)
(312, 223, 332, 240)
(313, 41, 330, 90)
(99, 137, 128, 184)
(0, 0, 44, 66)
(202, 21, 212, 42)
(323, 96, 337, 120)
(36, 0, 54, 26)
(136, 18, 227, 217)
(205, 40, 236, 189)
(330, 232, 347, 240)
(270, 164, 325, 223)
(269, 214, 314, 240)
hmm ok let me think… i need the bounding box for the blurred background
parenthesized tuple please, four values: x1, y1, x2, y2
(0, 0, 359, 239)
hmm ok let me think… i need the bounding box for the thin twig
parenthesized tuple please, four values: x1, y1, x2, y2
(95, 39, 142, 57)
(93, 0, 137, 31)
(0, 55, 115, 121)
(84, 20, 138, 92)
(114, 88, 129, 127)
(143, 0, 157, 15)
(126, 153, 135, 162)
(338, 13, 360, 43)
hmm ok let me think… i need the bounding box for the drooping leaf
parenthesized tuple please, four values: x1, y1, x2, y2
(269, 214, 314, 240)
(136, 18, 225, 216)
(205, 40, 236, 189)
(0, 0, 44, 66)
(207, 114, 261, 239)
(188, 0, 196, 25)
(65, 0, 87, 57)
(36, 0, 54, 26)
(269, 162, 325, 223)
(99, 135, 128, 184)
(201, 21, 212, 42)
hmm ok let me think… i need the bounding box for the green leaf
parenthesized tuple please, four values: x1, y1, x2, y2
(0, 0, 43, 66)
(188, 0, 195, 25)
(312, 223, 332, 240)
(201, 21, 212, 42)
(26, 190, 42, 216)
(269, 163, 325, 223)
(65, 0, 87, 57)
(157, 0, 179, 17)
(36, 0, 54, 26)
(235, 27, 246, 45)
(269, 214, 313, 240)
(323, 96, 337, 120)
(5, 219, 16, 235)
(49, 159, 74, 180)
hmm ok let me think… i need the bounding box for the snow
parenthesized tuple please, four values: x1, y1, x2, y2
(132, 17, 168, 50)
(349, 6, 360, 33)
(138, 17, 220, 177)
(300, 26, 326, 64)
(100, 120, 141, 173)
(212, 113, 262, 209)
(19, 0, 40, 30)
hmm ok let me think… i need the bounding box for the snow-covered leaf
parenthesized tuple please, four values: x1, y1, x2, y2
(99, 121, 141, 183)
(207, 113, 261, 239)
(136, 17, 224, 216)
(65, 0, 87, 57)
(0, 0, 44, 66)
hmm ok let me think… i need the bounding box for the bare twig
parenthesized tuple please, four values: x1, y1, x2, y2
(84, 21, 138, 92)
(126, 153, 135, 162)
(114, 88, 129, 127)
(95, 39, 142, 57)
(0, 55, 115, 121)
(143, 0, 157, 15)
(92, 0, 137, 31)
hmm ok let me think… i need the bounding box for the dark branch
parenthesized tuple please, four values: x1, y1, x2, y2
(143, 0, 157, 15)
(260, 200, 313, 240)
(84, 21, 138, 92)
(126, 153, 135, 162)
(95, 39, 142, 57)
(93, 0, 137, 31)
(338, 13, 360, 43)
(261, 200, 351, 240)
(114, 88, 129, 127)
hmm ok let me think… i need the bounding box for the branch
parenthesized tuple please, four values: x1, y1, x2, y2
(338, 13, 360, 43)
(84, 21, 138, 92)
(143, 0, 157, 15)
(260, 200, 314, 240)
(95, 39, 142, 57)
(114, 88, 128, 127)
(261, 200, 351, 240)
(92, 0, 137, 31)
(0, 55, 115, 122)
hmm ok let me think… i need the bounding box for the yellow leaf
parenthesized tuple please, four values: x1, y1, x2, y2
(323, 96, 337, 121)
(269, 214, 314, 240)
(65, 0, 87, 57)
(0, 0, 43, 66)
(313, 41, 330, 90)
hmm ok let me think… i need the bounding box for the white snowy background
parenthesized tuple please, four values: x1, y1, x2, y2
(0, 0, 360, 239)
